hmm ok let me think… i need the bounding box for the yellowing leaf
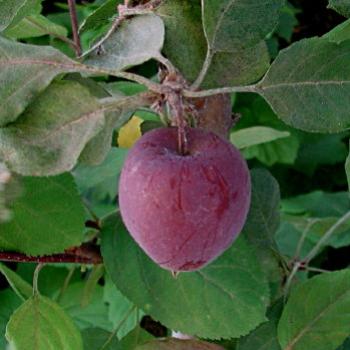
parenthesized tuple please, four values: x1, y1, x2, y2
(118, 116, 143, 148)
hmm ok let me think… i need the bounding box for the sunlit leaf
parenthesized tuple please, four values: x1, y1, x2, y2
(6, 294, 83, 350)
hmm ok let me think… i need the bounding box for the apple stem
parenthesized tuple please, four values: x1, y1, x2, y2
(168, 92, 188, 155)
(171, 270, 180, 278)
(177, 113, 188, 155)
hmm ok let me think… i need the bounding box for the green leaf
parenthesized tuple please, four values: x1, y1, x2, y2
(5, 14, 68, 39)
(202, 42, 271, 89)
(85, 14, 164, 71)
(157, 0, 270, 88)
(0, 289, 21, 349)
(236, 302, 283, 350)
(234, 94, 300, 166)
(328, 0, 350, 17)
(81, 265, 104, 307)
(198, 0, 283, 87)
(242, 136, 299, 166)
(74, 147, 128, 216)
(6, 294, 83, 350)
(0, 0, 42, 32)
(0, 80, 105, 176)
(104, 81, 147, 96)
(277, 191, 350, 253)
(136, 338, 225, 350)
(101, 215, 269, 339)
(231, 127, 290, 149)
(283, 215, 350, 250)
(278, 269, 350, 350)
(244, 169, 281, 246)
(104, 273, 139, 339)
(82, 328, 119, 350)
(82, 328, 113, 350)
(202, 0, 282, 52)
(63, 76, 137, 167)
(257, 38, 350, 132)
(79, 0, 122, 33)
(16, 264, 81, 298)
(117, 326, 153, 349)
(275, 221, 315, 259)
(59, 282, 112, 331)
(243, 169, 283, 302)
(141, 120, 164, 134)
(338, 338, 350, 350)
(275, 3, 299, 42)
(346, 143, 350, 191)
(79, 93, 143, 166)
(74, 147, 127, 198)
(323, 18, 350, 43)
(0, 263, 32, 301)
(0, 173, 85, 256)
(82, 326, 153, 350)
(156, 0, 206, 83)
(62, 75, 119, 166)
(65, 74, 111, 99)
(0, 36, 80, 126)
(294, 133, 348, 175)
(281, 191, 350, 217)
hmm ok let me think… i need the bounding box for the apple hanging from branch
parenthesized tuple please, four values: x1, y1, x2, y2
(119, 126, 251, 272)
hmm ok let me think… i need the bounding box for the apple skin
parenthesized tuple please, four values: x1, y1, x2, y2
(119, 127, 251, 272)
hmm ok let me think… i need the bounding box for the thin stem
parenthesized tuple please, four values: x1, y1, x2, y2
(100, 305, 136, 350)
(284, 261, 301, 299)
(33, 263, 44, 295)
(305, 266, 331, 274)
(182, 84, 257, 98)
(304, 211, 350, 264)
(67, 0, 82, 57)
(56, 266, 76, 302)
(282, 213, 350, 298)
(81, 264, 104, 307)
(191, 49, 213, 90)
(82, 198, 100, 223)
(293, 218, 318, 260)
(155, 54, 178, 76)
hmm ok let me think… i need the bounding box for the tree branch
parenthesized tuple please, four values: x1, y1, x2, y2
(0, 243, 102, 265)
(79, 63, 164, 93)
(67, 0, 82, 57)
(182, 84, 257, 98)
(101, 91, 157, 112)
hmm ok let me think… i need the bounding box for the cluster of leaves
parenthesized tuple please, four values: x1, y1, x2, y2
(0, 0, 349, 349)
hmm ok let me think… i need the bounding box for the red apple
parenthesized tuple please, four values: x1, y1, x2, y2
(118, 127, 251, 272)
